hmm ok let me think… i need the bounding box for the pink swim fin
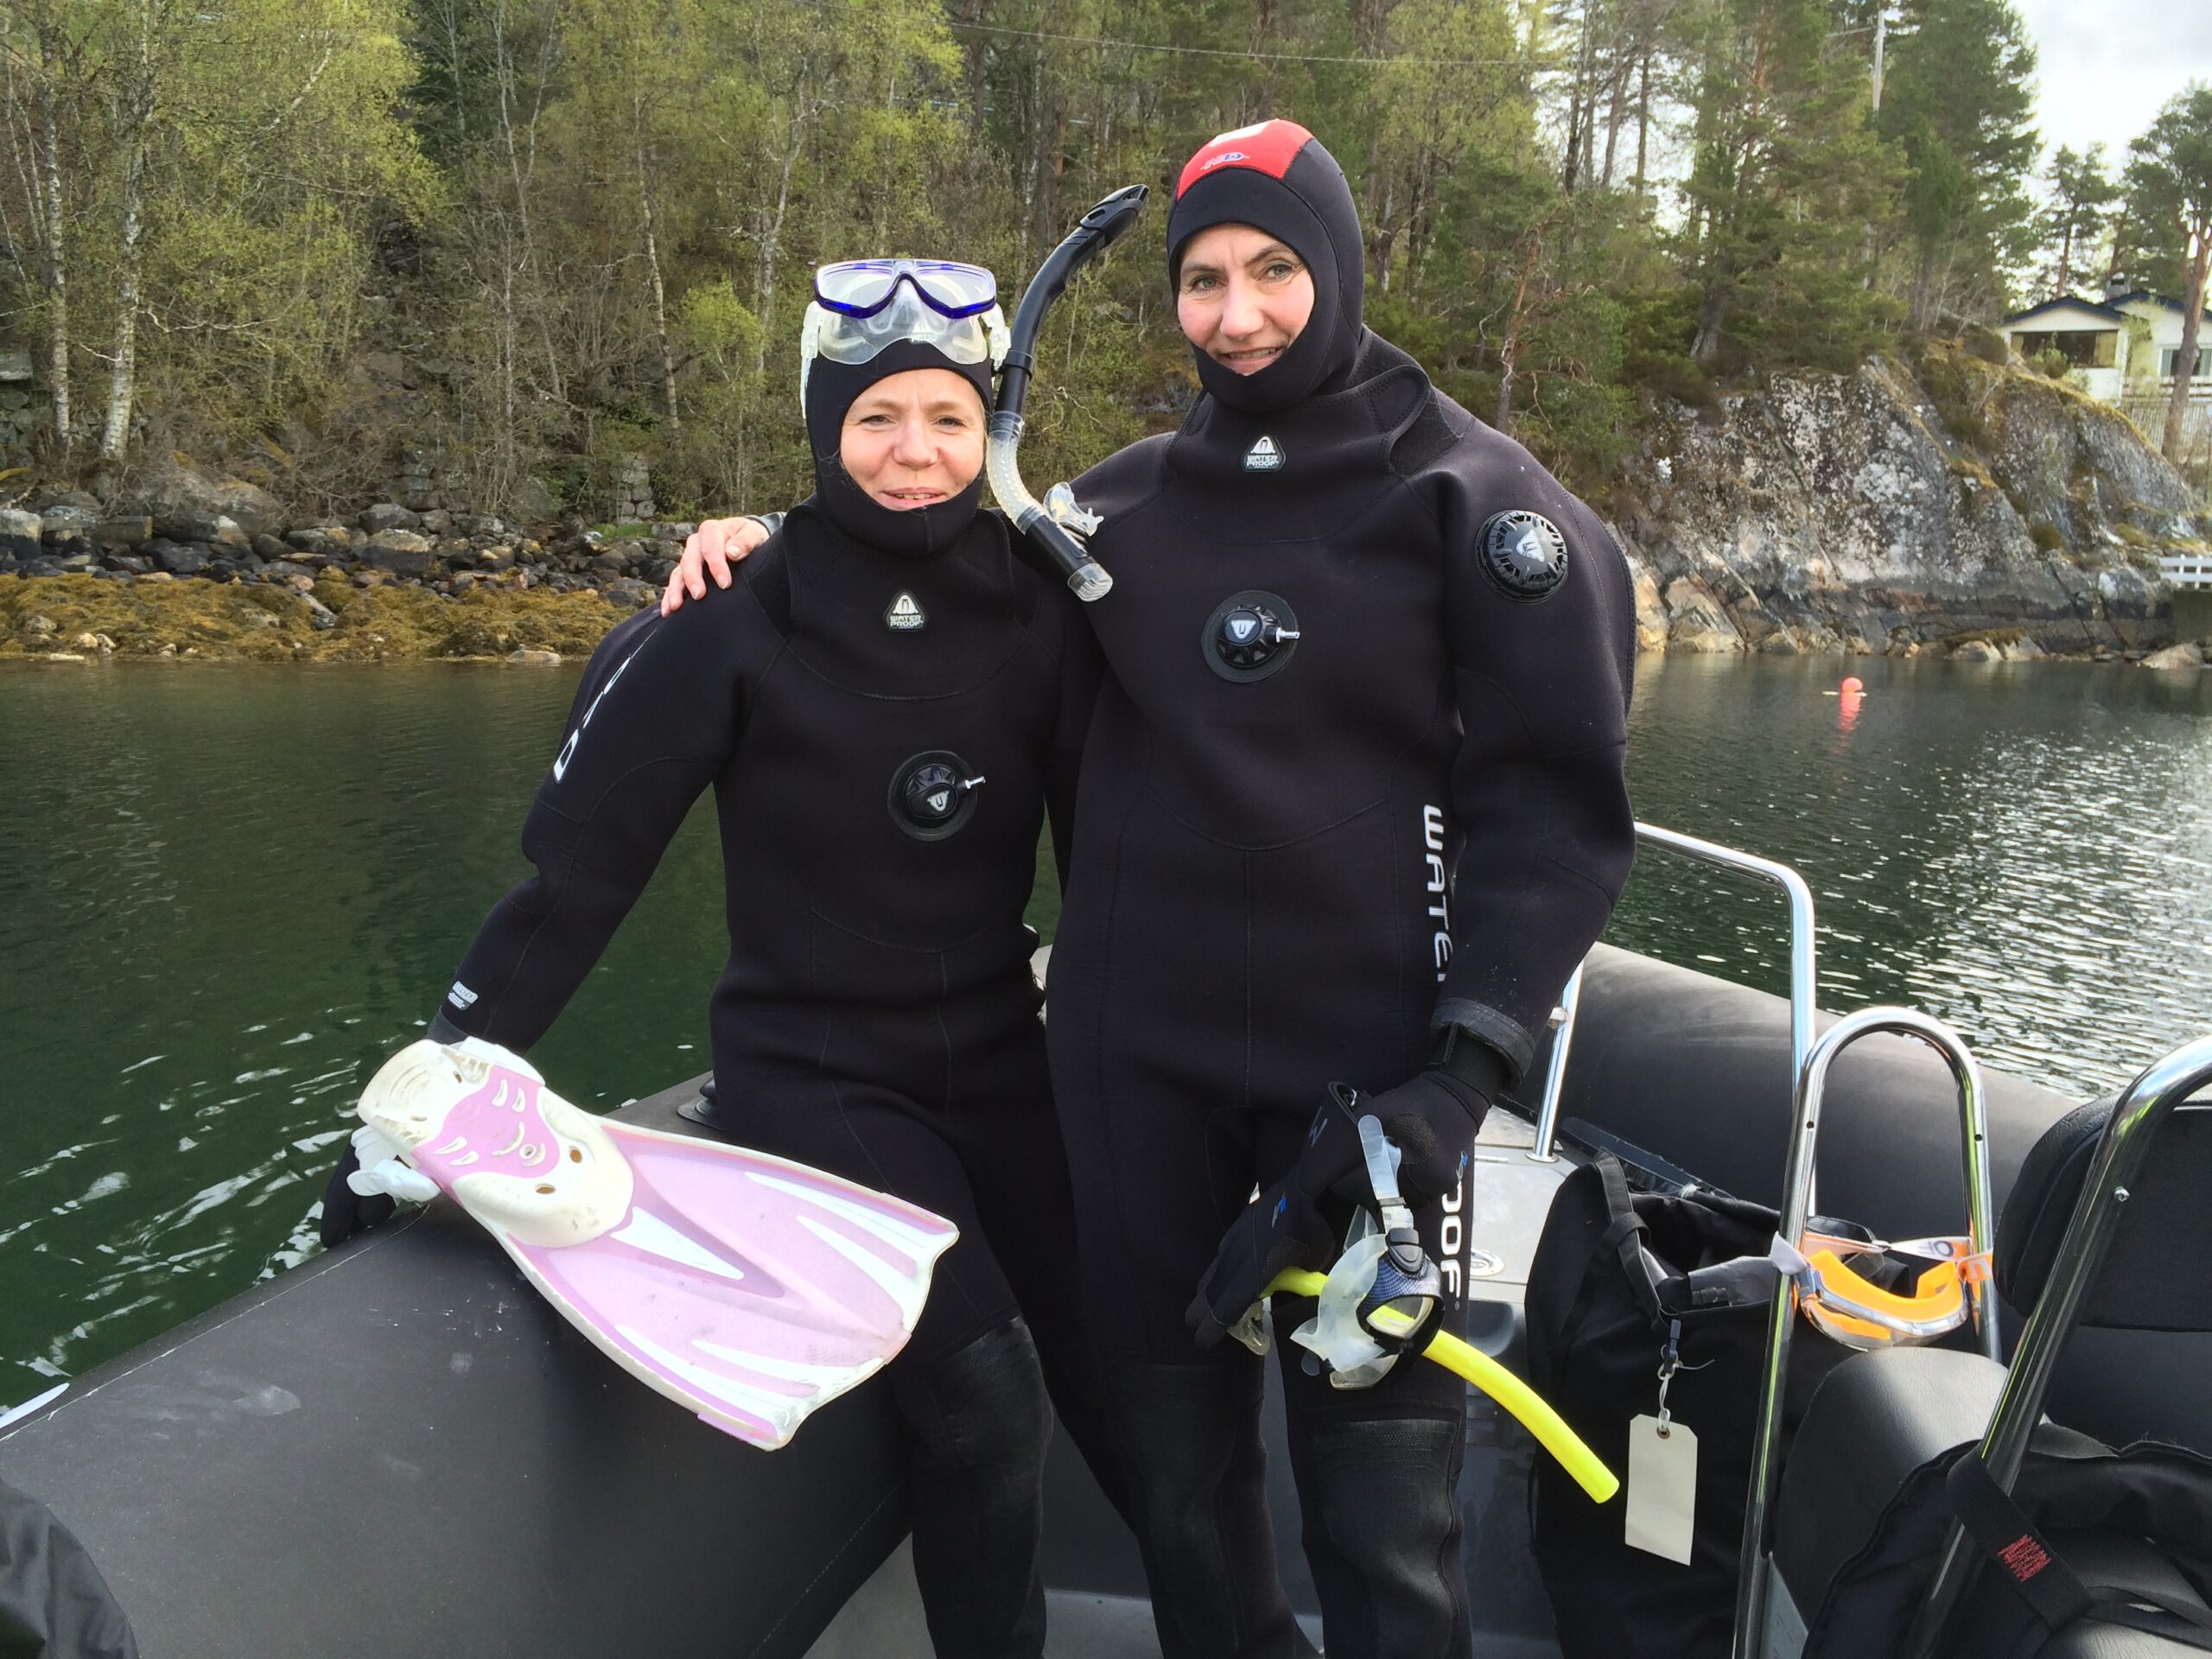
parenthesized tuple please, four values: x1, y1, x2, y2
(354, 1039, 958, 1449)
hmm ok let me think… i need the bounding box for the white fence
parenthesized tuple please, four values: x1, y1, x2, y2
(2161, 551, 2212, 591)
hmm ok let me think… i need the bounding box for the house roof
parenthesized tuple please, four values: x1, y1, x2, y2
(2106, 289, 2212, 323)
(2000, 295, 2130, 327)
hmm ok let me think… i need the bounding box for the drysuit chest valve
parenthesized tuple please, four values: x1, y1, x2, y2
(1204, 590, 1301, 683)
(890, 751, 985, 840)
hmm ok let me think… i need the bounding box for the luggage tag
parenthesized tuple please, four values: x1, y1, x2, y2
(1624, 1319, 1697, 1566)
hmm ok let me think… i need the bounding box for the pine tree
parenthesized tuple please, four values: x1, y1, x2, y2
(1680, 0, 1899, 367)
(2036, 145, 2120, 301)
(1877, 0, 2038, 327)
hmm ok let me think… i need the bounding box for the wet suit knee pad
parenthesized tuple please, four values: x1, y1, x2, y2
(894, 1319, 1052, 1659)
(1104, 1360, 1298, 1659)
(1303, 1414, 1471, 1659)
(896, 1317, 1054, 1479)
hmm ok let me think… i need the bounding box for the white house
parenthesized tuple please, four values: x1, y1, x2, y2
(1999, 291, 2137, 399)
(1999, 275, 2212, 470)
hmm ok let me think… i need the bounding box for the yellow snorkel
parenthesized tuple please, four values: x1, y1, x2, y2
(1265, 1264, 1618, 1503)
(1262, 1112, 1618, 1506)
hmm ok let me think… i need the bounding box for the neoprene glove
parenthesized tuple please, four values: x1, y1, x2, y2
(1186, 1055, 1500, 1349)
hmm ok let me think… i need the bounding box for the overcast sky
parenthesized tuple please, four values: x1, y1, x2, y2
(2012, 0, 2212, 164)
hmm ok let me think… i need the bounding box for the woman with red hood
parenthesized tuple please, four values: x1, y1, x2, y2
(668, 120, 1637, 1658)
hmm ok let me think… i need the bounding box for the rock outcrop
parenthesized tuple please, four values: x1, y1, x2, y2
(113, 451, 283, 543)
(1614, 346, 2211, 657)
(0, 453, 690, 620)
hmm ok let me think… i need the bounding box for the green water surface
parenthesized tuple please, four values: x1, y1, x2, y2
(3, 652, 2209, 1404)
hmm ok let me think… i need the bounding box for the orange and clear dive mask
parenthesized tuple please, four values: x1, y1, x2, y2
(1774, 1231, 1993, 1352)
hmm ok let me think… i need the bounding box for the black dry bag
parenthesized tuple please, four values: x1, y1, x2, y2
(1523, 1154, 1881, 1659)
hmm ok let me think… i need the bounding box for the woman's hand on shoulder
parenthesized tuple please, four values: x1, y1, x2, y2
(660, 516, 772, 616)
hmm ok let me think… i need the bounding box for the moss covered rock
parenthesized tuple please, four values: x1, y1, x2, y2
(0, 573, 630, 662)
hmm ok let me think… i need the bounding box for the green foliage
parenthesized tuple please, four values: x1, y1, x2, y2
(0, 0, 435, 476)
(2120, 85, 2212, 459)
(1963, 324, 2010, 365)
(2119, 87, 2212, 299)
(1878, 0, 2039, 326)
(2033, 144, 2120, 300)
(1678, 0, 1903, 371)
(0, 0, 2127, 510)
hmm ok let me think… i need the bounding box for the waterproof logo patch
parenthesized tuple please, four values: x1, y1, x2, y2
(1243, 435, 1283, 473)
(885, 592, 926, 632)
(1478, 510, 1569, 602)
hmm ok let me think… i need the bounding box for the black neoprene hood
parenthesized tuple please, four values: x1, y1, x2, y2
(803, 334, 995, 557)
(1166, 119, 1366, 414)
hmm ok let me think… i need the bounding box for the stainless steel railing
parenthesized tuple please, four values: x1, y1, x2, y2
(1527, 821, 1819, 1163)
(1735, 1008, 1999, 1657)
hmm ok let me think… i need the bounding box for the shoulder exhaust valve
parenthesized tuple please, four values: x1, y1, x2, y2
(988, 185, 1149, 601)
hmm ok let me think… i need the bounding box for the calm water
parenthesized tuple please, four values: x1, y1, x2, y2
(3, 653, 2209, 1405)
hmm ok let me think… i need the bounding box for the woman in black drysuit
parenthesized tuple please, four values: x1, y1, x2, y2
(666, 118, 1638, 1658)
(328, 266, 1114, 1659)
(1052, 119, 1636, 1658)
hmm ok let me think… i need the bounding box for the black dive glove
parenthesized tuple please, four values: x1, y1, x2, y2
(317, 1142, 394, 1249)
(1186, 1043, 1502, 1350)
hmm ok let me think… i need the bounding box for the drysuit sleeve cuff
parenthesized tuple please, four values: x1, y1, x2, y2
(741, 512, 785, 538)
(1429, 999, 1534, 1085)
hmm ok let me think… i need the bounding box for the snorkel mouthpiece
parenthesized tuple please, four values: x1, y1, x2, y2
(985, 411, 1112, 601)
(988, 184, 1149, 601)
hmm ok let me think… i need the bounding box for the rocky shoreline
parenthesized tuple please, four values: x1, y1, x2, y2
(1611, 347, 2211, 669)
(0, 458, 684, 660)
(4, 346, 2209, 667)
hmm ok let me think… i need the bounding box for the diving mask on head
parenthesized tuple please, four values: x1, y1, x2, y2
(814, 258, 999, 320)
(798, 261, 1009, 412)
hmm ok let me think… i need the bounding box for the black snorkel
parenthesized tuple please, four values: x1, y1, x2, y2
(988, 185, 1148, 602)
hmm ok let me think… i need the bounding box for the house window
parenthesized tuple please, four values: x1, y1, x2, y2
(2158, 346, 2208, 378)
(2013, 328, 2118, 367)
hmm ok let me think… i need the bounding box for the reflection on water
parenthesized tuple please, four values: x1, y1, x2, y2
(2, 653, 2209, 1400)
(0, 664, 727, 1400)
(1611, 655, 2212, 1099)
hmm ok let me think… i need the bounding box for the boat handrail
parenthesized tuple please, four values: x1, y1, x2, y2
(1734, 1007, 1999, 1657)
(1903, 1030, 2212, 1658)
(1528, 821, 1818, 1163)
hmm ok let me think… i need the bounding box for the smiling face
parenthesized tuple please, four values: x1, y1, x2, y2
(1174, 223, 1318, 378)
(838, 368, 987, 511)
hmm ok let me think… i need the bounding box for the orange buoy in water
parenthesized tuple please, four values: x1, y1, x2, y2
(1840, 677, 1865, 694)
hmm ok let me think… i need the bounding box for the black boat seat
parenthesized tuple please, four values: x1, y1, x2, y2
(2029, 1532, 2212, 1657)
(1773, 1346, 2007, 1617)
(1774, 1084, 2212, 1653)
(1998, 1101, 2212, 1453)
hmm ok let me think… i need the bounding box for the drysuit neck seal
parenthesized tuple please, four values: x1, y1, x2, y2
(1167, 119, 1365, 415)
